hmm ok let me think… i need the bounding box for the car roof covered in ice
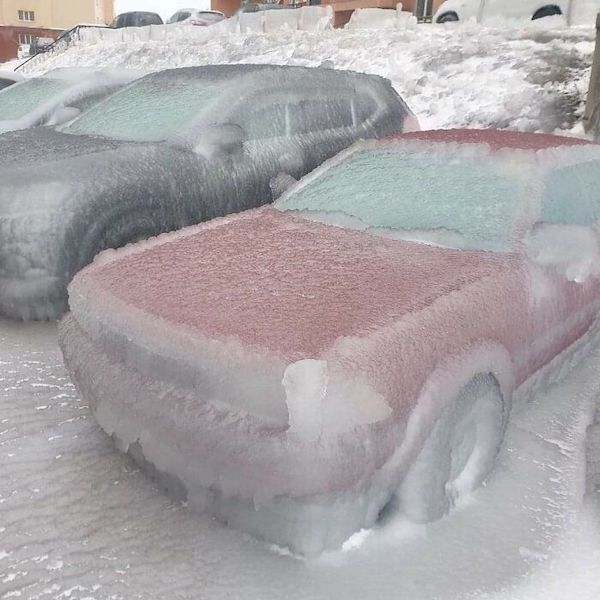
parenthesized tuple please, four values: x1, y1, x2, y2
(136, 64, 391, 87)
(390, 128, 594, 151)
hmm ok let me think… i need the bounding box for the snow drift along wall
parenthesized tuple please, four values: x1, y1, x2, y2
(77, 7, 333, 45)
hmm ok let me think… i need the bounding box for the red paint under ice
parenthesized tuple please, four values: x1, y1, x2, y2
(85, 208, 513, 360)
(389, 128, 594, 150)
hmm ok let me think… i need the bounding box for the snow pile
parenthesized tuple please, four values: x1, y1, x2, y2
(23, 21, 597, 134)
(346, 6, 418, 30)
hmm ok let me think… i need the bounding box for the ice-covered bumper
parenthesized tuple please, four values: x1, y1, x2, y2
(59, 313, 401, 553)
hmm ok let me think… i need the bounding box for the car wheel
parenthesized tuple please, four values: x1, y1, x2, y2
(398, 373, 506, 523)
(437, 12, 459, 23)
(532, 5, 562, 19)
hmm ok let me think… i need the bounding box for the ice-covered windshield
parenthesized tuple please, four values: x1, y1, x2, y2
(0, 78, 68, 120)
(63, 76, 220, 142)
(275, 148, 525, 252)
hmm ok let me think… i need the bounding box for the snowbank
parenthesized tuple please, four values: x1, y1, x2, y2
(23, 21, 596, 134)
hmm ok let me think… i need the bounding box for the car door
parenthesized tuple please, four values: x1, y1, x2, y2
(520, 159, 600, 376)
(224, 92, 310, 205)
(285, 93, 362, 174)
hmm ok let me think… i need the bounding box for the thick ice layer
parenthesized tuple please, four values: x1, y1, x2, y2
(0, 64, 414, 320)
(60, 130, 600, 553)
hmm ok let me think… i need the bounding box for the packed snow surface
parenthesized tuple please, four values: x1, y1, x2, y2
(1, 319, 598, 598)
(22, 20, 598, 135)
(60, 131, 600, 553)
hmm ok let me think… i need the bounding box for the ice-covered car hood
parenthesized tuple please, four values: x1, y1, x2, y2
(0, 128, 127, 170)
(70, 207, 519, 361)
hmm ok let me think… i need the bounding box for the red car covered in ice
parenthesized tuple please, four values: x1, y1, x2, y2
(60, 129, 600, 555)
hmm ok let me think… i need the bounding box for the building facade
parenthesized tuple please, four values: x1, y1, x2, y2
(212, 0, 444, 27)
(0, 0, 114, 62)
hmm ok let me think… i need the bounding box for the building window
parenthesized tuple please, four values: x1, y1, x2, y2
(17, 10, 35, 22)
(18, 33, 34, 45)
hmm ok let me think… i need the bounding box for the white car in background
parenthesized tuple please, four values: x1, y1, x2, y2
(434, 0, 569, 23)
(166, 8, 225, 26)
(17, 44, 30, 59)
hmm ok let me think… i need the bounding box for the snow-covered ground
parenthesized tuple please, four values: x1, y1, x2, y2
(0, 318, 598, 599)
(22, 21, 598, 135)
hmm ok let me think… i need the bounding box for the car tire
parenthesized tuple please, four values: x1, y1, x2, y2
(437, 12, 459, 23)
(398, 373, 506, 523)
(531, 5, 562, 19)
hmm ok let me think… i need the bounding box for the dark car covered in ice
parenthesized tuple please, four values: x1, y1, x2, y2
(0, 64, 417, 320)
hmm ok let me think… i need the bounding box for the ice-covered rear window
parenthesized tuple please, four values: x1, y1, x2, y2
(63, 76, 220, 142)
(276, 148, 524, 252)
(0, 78, 67, 120)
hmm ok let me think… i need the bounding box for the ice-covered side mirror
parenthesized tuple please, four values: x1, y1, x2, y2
(269, 172, 298, 199)
(524, 223, 600, 283)
(192, 123, 246, 159)
(47, 106, 81, 126)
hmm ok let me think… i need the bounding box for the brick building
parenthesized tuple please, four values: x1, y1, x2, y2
(0, 0, 114, 63)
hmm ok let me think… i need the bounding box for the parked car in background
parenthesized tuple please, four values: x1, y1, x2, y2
(0, 71, 23, 91)
(434, 0, 568, 22)
(111, 11, 164, 27)
(29, 36, 56, 56)
(167, 8, 225, 26)
(17, 43, 30, 59)
(0, 68, 141, 135)
(60, 129, 600, 555)
(0, 64, 416, 320)
(239, 2, 293, 12)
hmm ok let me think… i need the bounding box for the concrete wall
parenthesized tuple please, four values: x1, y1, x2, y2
(0, 0, 114, 29)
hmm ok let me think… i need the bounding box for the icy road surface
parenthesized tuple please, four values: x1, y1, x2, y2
(0, 319, 598, 600)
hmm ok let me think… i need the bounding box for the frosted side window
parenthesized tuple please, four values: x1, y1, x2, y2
(235, 103, 287, 139)
(542, 161, 600, 225)
(288, 99, 353, 134)
(352, 93, 377, 124)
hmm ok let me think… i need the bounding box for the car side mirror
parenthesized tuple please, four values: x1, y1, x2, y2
(192, 123, 247, 159)
(524, 223, 599, 283)
(47, 106, 81, 126)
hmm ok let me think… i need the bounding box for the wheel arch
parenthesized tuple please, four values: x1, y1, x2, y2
(436, 11, 459, 23)
(58, 194, 194, 284)
(400, 340, 515, 462)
